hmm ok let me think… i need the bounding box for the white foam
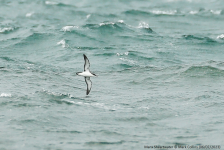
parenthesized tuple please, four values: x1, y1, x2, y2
(138, 22, 149, 28)
(0, 93, 11, 97)
(119, 58, 137, 65)
(45, 1, 58, 5)
(139, 106, 150, 109)
(26, 12, 34, 17)
(124, 52, 129, 55)
(61, 25, 79, 32)
(210, 10, 221, 15)
(86, 14, 91, 19)
(189, 11, 198, 14)
(150, 10, 177, 15)
(99, 22, 115, 26)
(57, 39, 67, 48)
(66, 100, 117, 111)
(0, 27, 14, 33)
(217, 34, 224, 39)
(116, 52, 129, 56)
(118, 20, 124, 23)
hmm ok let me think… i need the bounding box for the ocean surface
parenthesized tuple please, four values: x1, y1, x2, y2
(1, 0, 224, 149)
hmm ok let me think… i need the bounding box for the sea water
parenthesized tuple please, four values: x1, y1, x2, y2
(0, 0, 224, 149)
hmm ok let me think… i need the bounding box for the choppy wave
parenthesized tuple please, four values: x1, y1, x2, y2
(0, 56, 71, 76)
(37, 89, 117, 110)
(84, 21, 131, 32)
(45, 1, 76, 8)
(117, 51, 155, 63)
(61, 25, 79, 32)
(133, 61, 224, 82)
(45, 1, 59, 5)
(124, 8, 224, 17)
(188, 8, 224, 16)
(57, 39, 68, 48)
(138, 22, 149, 29)
(137, 22, 154, 33)
(0, 27, 15, 34)
(37, 90, 80, 105)
(150, 10, 178, 15)
(152, 61, 224, 79)
(1, 0, 224, 149)
(124, 10, 151, 16)
(182, 35, 217, 43)
(0, 93, 12, 97)
(61, 20, 154, 35)
(124, 9, 180, 16)
(181, 65, 224, 77)
(217, 34, 224, 39)
(25, 12, 34, 17)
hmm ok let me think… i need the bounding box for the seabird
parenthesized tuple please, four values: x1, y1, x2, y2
(76, 54, 97, 95)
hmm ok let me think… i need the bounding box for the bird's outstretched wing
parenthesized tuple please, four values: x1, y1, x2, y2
(83, 54, 90, 71)
(85, 77, 92, 95)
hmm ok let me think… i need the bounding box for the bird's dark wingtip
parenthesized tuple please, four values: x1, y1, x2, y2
(86, 90, 90, 95)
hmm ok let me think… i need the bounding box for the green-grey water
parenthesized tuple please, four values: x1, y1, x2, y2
(1, 0, 224, 149)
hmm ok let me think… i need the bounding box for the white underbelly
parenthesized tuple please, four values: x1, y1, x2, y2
(78, 71, 94, 77)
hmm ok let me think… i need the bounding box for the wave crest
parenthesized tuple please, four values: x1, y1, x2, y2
(0, 27, 15, 34)
(217, 34, 224, 39)
(182, 35, 216, 43)
(0, 93, 12, 97)
(181, 65, 224, 77)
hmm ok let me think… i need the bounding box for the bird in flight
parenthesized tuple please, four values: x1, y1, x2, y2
(76, 54, 97, 95)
